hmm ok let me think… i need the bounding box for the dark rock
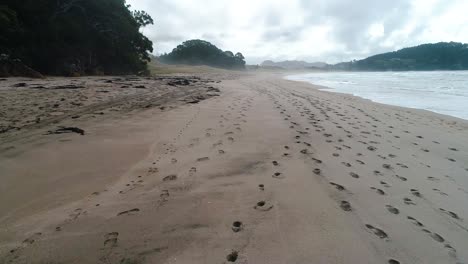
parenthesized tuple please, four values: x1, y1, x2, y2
(12, 82, 27, 87)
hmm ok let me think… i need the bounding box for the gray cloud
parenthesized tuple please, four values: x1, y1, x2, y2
(127, 0, 468, 64)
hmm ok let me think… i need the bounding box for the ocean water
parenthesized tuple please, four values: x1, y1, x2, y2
(286, 71, 468, 121)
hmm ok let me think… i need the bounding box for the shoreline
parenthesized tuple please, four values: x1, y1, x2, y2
(284, 71, 468, 122)
(286, 78, 468, 127)
(1, 72, 467, 263)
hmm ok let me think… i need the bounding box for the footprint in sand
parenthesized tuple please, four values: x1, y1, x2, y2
(226, 251, 239, 262)
(371, 187, 386, 195)
(258, 184, 264, 191)
(403, 197, 416, 205)
(197, 157, 210, 162)
(218, 149, 225, 154)
(163, 174, 177, 181)
(396, 163, 409, 168)
(160, 190, 170, 200)
(148, 167, 159, 174)
(367, 146, 377, 151)
(349, 172, 360, 178)
(254, 201, 273, 211)
(377, 155, 387, 160)
(104, 232, 119, 247)
(439, 208, 460, 220)
(422, 229, 445, 243)
(382, 164, 393, 170)
(340, 201, 352, 211)
(22, 232, 42, 245)
(117, 208, 140, 216)
(213, 140, 223, 147)
(313, 168, 321, 175)
(433, 188, 448, 196)
(272, 172, 285, 179)
(232, 221, 243, 232)
(379, 181, 390, 188)
(365, 224, 388, 239)
(341, 162, 352, 167)
(300, 149, 309, 154)
(385, 205, 400, 214)
(330, 182, 346, 191)
(395, 175, 407, 181)
(407, 216, 424, 227)
(410, 189, 422, 198)
(69, 208, 86, 220)
(189, 167, 197, 176)
(427, 176, 439, 182)
(388, 259, 400, 264)
(312, 158, 322, 164)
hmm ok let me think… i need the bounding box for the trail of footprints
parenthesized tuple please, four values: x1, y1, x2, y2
(6, 80, 467, 263)
(6, 93, 259, 263)
(260, 80, 467, 263)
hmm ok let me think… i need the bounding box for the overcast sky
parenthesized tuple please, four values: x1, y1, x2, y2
(127, 0, 468, 64)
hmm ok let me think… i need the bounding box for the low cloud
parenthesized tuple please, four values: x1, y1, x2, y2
(128, 0, 468, 64)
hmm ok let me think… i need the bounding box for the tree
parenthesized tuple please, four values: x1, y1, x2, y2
(133, 10, 154, 27)
(159, 39, 246, 70)
(332, 42, 468, 71)
(235, 52, 244, 60)
(0, 0, 154, 75)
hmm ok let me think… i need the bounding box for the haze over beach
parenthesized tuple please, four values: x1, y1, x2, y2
(1, 1, 468, 264)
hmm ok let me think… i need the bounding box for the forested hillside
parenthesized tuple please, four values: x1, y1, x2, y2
(331, 42, 468, 71)
(0, 0, 154, 76)
(159, 40, 246, 70)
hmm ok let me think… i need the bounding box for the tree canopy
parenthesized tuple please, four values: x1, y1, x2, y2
(0, 0, 154, 75)
(159, 40, 246, 69)
(330, 42, 468, 71)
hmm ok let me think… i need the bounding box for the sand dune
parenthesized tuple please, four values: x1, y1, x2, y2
(1, 72, 467, 264)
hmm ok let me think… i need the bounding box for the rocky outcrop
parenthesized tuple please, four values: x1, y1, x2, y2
(0, 54, 44, 78)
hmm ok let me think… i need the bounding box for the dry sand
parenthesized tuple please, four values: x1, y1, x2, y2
(0, 72, 467, 264)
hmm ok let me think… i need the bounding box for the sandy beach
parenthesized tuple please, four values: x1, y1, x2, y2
(1, 72, 468, 264)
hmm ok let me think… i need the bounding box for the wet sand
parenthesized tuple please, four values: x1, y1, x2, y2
(0, 72, 467, 264)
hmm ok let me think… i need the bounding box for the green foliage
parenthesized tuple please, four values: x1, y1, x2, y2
(0, 0, 154, 75)
(159, 40, 246, 70)
(332, 42, 468, 71)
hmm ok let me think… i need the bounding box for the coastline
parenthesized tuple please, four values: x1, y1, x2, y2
(284, 75, 468, 127)
(1, 72, 467, 263)
(284, 71, 468, 122)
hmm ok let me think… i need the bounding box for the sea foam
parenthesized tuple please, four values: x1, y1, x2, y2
(286, 71, 468, 120)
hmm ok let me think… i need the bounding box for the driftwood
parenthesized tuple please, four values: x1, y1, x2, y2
(47, 126, 85, 135)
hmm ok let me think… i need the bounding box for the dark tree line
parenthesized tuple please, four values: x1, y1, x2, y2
(0, 0, 154, 75)
(159, 40, 246, 70)
(330, 42, 468, 71)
